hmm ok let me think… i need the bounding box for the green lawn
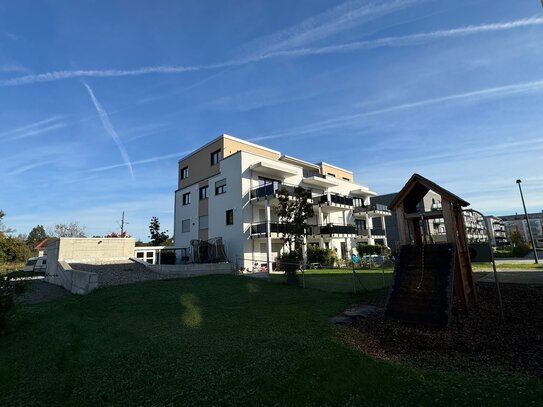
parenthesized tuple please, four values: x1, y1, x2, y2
(471, 262, 543, 271)
(271, 268, 394, 292)
(1, 275, 541, 405)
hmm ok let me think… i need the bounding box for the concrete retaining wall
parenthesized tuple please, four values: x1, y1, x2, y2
(58, 237, 135, 261)
(137, 260, 233, 277)
(44, 237, 134, 294)
(45, 260, 99, 295)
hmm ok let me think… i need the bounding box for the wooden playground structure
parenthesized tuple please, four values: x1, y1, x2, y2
(385, 174, 477, 326)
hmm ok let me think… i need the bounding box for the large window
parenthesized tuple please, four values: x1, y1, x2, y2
(182, 219, 190, 233)
(182, 192, 191, 205)
(199, 186, 208, 200)
(215, 179, 227, 195)
(226, 209, 234, 225)
(180, 166, 189, 179)
(199, 215, 208, 230)
(211, 149, 221, 165)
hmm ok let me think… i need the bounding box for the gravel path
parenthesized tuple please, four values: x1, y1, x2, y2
(69, 260, 169, 287)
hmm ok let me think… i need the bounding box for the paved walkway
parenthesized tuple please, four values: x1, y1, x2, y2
(476, 271, 543, 285)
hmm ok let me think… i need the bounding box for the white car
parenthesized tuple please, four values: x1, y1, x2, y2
(23, 256, 47, 272)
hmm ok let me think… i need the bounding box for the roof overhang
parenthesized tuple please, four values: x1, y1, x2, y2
(302, 176, 339, 188)
(250, 161, 298, 179)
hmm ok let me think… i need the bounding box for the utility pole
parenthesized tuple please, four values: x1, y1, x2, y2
(120, 211, 125, 237)
(516, 180, 539, 264)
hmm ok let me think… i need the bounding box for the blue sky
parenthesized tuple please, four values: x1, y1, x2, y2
(1, 0, 542, 240)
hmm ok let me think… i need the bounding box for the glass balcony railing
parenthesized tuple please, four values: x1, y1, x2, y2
(313, 194, 354, 206)
(354, 203, 391, 215)
(370, 228, 387, 236)
(250, 184, 296, 200)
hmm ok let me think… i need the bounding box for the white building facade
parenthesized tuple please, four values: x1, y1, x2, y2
(174, 134, 390, 271)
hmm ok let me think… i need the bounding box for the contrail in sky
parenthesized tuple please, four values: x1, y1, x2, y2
(1, 16, 542, 86)
(82, 82, 134, 180)
(250, 78, 543, 141)
(88, 151, 190, 173)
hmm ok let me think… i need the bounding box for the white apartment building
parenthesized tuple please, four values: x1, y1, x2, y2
(484, 216, 510, 247)
(173, 134, 390, 271)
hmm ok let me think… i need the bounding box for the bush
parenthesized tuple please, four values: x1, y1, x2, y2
(0, 236, 31, 264)
(356, 244, 386, 256)
(0, 277, 24, 336)
(306, 246, 338, 267)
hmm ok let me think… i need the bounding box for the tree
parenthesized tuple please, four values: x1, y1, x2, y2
(274, 186, 314, 284)
(48, 222, 86, 238)
(149, 217, 171, 246)
(0, 210, 14, 237)
(104, 231, 130, 238)
(26, 225, 47, 249)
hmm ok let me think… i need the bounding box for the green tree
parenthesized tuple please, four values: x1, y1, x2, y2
(26, 225, 47, 250)
(274, 186, 314, 284)
(149, 217, 171, 246)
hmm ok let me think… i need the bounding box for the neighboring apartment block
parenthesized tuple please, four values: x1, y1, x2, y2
(500, 212, 543, 247)
(174, 134, 390, 271)
(484, 216, 510, 247)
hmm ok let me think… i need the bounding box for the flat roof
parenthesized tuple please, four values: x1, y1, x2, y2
(318, 161, 353, 174)
(178, 133, 281, 162)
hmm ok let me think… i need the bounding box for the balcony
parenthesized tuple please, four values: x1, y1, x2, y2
(353, 203, 391, 216)
(313, 193, 353, 209)
(317, 224, 356, 236)
(302, 174, 339, 189)
(250, 183, 296, 200)
(370, 228, 387, 237)
(249, 161, 298, 179)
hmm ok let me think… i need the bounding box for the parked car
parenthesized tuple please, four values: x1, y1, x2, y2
(23, 256, 47, 273)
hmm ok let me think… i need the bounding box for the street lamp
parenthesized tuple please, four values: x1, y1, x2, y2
(516, 179, 539, 264)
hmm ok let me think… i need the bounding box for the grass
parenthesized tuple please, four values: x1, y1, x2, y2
(270, 268, 394, 292)
(0, 275, 541, 406)
(0, 262, 25, 276)
(471, 262, 543, 271)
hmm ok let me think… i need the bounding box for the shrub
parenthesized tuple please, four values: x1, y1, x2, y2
(0, 236, 31, 264)
(356, 244, 386, 256)
(306, 246, 338, 267)
(0, 277, 24, 336)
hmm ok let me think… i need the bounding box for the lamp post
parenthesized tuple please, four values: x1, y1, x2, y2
(516, 179, 539, 264)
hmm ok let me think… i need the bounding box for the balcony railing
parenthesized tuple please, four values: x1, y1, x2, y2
(250, 183, 296, 200)
(319, 224, 356, 235)
(370, 228, 387, 236)
(353, 203, 391, 215)
(313, 194, 354, 207)
(356, 228, 369, 237)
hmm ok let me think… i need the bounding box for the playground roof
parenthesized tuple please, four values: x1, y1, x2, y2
(388, 173, 470, 213)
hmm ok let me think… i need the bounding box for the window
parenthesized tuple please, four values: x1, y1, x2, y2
(199, 186, 208, 200)
(199, 215, 208, 230)
(211, 149, 221, 165)
(226, 209, 234, 225)
(182, 192, 191, 205)
(180, 166, 189, 179)
(215, 179, 227, 195)
(182, 219, 190, 233)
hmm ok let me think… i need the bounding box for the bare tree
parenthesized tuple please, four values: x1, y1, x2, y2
(48, 222, 86, 238)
